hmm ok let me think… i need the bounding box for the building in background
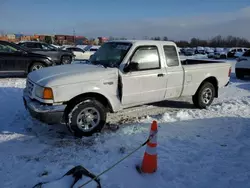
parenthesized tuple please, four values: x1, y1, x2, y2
(65, 35, 74, 44)
(0, 33, 109, 45)
(20, 35, 31, 41)
(98, 37, 108, 44)
(7, 34, 15, 40)
(14, 34, 24, 40)
(75, 36, 88, 45)
(0, 36, 8, 41)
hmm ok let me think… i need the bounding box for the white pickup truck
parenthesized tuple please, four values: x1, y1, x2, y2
(23, 40, 231, 137)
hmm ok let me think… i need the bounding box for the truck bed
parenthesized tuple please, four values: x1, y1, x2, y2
(181, 59, 225, 65)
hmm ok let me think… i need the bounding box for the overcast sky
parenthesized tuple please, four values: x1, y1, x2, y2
(0, 0, 250, 40)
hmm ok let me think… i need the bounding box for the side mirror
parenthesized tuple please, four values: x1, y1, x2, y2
(124, 61, 139, 72)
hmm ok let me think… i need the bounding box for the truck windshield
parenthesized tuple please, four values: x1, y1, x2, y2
(89, 42, 132, 68)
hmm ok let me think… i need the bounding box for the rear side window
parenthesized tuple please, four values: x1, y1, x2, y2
(163, 45, 179, 67)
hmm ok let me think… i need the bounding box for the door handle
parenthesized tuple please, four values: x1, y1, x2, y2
(157, 73, 165, 77)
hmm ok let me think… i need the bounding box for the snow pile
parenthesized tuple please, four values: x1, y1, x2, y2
(0, 72, 250, 187)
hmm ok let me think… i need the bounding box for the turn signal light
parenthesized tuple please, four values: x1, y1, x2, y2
(228, 67, 231, 77)
(43, 88, 53, 99)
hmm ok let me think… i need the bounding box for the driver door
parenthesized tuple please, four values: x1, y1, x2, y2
(121, 45, 167, 107)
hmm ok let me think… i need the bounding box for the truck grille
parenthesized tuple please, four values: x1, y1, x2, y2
(26, 80, 34, 97)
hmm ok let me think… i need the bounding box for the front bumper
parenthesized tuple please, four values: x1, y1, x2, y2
(23, 89, 66, 125)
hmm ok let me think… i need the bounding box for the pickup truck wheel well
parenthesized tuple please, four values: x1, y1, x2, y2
(63, 93, 113, 123)
(197, 77, 218, 98)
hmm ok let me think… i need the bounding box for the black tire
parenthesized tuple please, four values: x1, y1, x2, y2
(61, 56, 72, 65)
(236, 70, 244, 79)
(29, 62, 45, 73)
(67, 99, 107, 137)
(192, 82, 215, 109)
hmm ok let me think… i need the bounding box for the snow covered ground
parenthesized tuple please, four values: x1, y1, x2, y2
(1, 60, 250, 188)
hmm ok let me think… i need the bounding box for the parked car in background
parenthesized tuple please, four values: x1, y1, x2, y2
(195, 46, 205, 54)
(205, 47, 215, 58)
(0, 40, 54, 77)
(234, 48, 249, 58)
(76, 45, 88, 50)
(227, 48, 248, 58)
(64, 46, 96, 60)
(83, 45, 100, 52)
(17, 41, 75, 65)
(23, 40, 231, 137)
(235, 49, 250, 79)
(180, 48, 185, 54)
(214, 48, 227, 59)
(204, 47, 213, 54)
(183, 48, 195, 56)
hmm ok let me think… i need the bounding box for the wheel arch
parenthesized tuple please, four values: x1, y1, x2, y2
(63, 92, 113, 123)
(28, 61, 47, 73)
(196, 76, 218, 98)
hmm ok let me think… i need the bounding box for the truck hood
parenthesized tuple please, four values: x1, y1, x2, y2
(28, 63, 118, 87)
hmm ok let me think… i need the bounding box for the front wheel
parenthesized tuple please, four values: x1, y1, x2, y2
(67, 99, 107, 137)
(61, 56, 72, 65)
(29, 62, 45, 73)
(192, 82, 215, 109)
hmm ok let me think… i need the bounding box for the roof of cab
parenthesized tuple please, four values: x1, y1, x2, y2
(107, 39, 176, 46)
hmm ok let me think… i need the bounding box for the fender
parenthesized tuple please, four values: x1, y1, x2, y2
(53, 82, 121, 112)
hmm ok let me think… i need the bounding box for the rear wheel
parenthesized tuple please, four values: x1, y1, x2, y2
(61, 56, 72, 65)
(67, 99, 107, 137)
(192, 82, 215, 109)
(29, 62, 45, 73)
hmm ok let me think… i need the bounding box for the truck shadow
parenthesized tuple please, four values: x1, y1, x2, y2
(1, 116, 250, 188)
(237, 83, 250, 91)
(151, 99, 194, 109)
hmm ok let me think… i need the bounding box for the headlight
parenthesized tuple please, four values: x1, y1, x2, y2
(35, 85, 53, 100)
(47, 56, 53, 61)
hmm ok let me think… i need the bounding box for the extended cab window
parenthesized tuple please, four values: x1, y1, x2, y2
(163, 45, 179, 67)
(130, 46, 160, 70)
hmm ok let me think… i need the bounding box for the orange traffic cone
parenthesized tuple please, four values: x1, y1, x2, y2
(137, 120, 158, 173)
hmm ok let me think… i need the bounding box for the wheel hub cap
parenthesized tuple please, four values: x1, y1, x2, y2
(32, 65, 43, 71)
(76, 107, 100, 132)
(202, 88, 212, 104)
